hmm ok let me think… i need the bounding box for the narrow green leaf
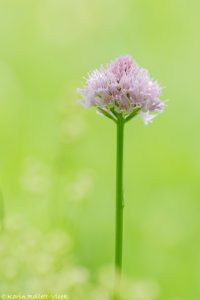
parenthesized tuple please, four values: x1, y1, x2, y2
(0, 190, 5, 230)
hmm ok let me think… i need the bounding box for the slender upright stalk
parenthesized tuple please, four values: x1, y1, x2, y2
(113, 116, 124, 299)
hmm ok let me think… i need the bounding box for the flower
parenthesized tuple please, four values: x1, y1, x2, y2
(78, 55, 165, 124)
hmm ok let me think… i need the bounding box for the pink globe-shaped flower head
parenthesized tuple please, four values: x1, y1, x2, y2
(78, 55, 165, 124)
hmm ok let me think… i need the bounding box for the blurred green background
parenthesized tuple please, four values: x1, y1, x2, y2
(0, 0, 200, 299)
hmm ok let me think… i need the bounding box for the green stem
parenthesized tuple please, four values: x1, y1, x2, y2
(113, 117, 124, 299)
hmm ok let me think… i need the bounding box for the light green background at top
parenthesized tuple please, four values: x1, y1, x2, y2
(0, 0, 200, 299)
